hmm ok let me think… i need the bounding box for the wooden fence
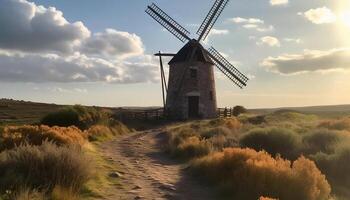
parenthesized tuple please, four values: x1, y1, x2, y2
(112, 107, 235, 121)
(217, 107, 235, 118)
(112, 108, 165, 121)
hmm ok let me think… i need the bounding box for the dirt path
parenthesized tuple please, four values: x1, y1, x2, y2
(99, 129, 216, 200)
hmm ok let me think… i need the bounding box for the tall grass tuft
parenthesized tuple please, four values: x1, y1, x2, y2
(0, 141, 92, 194)
(191, 148, 331, 200)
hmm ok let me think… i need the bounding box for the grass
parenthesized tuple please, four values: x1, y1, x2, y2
(0, 103, 131, 200)
(0, 99, 63, 126)
(0, 142, 92, 198)
(0, 125, 86, 151)
(166, 118, 241, 159)
(80, 143, 123, 199)
(164, 111, 350, 199)
(191, 148, 330, 200)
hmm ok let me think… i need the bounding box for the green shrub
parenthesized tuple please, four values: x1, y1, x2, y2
(191, 148, 331, 200)
(0, 142, 92, 193)
(312, 147, 350, 198)
(302, 129, 345, 155)
(41, 105, 109, 130)
(41, 108, 80, 128)
(232, 105, 247, 116)
(240, 127, 302, 159)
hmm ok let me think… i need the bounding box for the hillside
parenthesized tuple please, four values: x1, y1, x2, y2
(0, 98, 63, 125)
(250, 104, 350, 117)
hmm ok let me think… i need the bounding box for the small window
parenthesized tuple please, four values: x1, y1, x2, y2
(209, 91, 214, 101)
(190, 68, 197, 78)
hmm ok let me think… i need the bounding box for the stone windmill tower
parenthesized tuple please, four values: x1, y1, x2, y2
(146, 0, 249, 120)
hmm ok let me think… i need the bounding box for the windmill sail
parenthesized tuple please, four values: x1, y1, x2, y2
(207, 47, 248, 88)
(146, 3, 191, 43)
(197, 0, 229, 42)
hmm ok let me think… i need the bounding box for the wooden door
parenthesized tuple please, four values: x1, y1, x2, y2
(188, 96, 199, 118)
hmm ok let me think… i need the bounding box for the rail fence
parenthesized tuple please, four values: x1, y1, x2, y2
(112, 108, 165, 121)
(217, 107, 235, 118)
(112, 107, 235, 121)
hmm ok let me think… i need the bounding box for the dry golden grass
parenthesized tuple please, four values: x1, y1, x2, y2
(191, 148, 331, 200)
(259, 197, 278, 200)
(0, 142, 92, 198)
(0, 125, 86, 151)
(318, 118, 350, 131)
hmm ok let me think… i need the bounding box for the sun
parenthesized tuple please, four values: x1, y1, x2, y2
(340, 12, 350, 27)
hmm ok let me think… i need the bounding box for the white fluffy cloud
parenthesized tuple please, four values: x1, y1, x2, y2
(0, 0, 90, 53)
(261, 48, 350, 74)
(300, 7, 337, 24)
(0, 0, 158, 84)
(202, 28, 229, 44)
(228, 17, 274, 32)
(0, 52, 158, 83)
(210, 29, 229, 35)
(229, 17, 264, 24)
(270, 0, 288, 6)
(284, 38, 302, 44)
(80, 29, 144, 59)
(257, 36, 281, 47)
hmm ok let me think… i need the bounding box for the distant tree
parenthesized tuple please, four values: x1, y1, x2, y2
(233, 106, 247, 116)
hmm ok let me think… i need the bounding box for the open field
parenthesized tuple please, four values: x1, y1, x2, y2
(2, 99, 350, 199)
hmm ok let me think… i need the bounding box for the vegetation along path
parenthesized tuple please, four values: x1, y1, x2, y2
(100, 129, 216, 200)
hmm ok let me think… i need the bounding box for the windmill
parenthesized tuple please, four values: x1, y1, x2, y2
(146, 0, 249, 120)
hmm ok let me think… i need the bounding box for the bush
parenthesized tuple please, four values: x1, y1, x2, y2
(232, 106, 247, 116)
(191, 148, 331, 200)
(302, 129, 345, 155)
(240, 128, 301, 159)
(318, 118, 350, 131)
(0, 142, 92, 194)
(174, 136, 212, 158)
(0, 125, 86, 151)
(41, 105, 109, 130)
(312, 147, 350, 198)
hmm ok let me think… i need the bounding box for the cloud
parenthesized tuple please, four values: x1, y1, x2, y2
(284, 38, 302, 44)
(261, 48, 350, 74)
(229, 17, 264, 24)
(0, 0, 158, 84)
(50, 87, 88, 94)
(203, 28, 229, 44)
(0, 0, 90, 53)
(257, 36, 281, 47)
(270, 0, 288, 6)
(299, 7, 337, 24)
(228, 17, 274, 32)
(210, 29, 229, 35)
(80, 29, 144, 59)
(0, 51, 159, 83)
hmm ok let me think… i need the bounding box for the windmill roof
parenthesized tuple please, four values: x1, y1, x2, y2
(168, 39, 214, 65)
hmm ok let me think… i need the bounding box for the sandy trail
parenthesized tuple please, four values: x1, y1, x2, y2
(99, 129, 216, 200)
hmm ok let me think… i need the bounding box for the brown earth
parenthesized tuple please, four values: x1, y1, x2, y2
(99, 129, 217, 200)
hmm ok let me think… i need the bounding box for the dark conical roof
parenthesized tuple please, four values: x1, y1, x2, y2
(168, 39, 214, 65)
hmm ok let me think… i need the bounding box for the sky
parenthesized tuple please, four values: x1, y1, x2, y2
(0, 0, 350, 108)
